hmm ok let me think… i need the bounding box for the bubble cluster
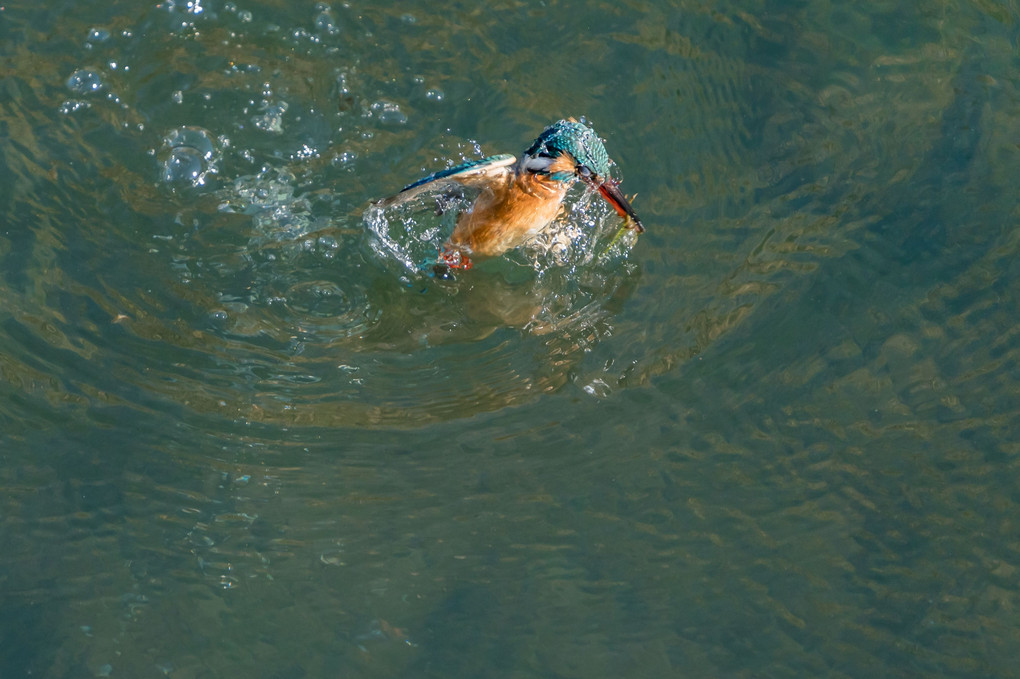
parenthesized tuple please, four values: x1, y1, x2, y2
(252, 101, 288, 133)
(66, 69, 105, 94)
(370, 101, 407, 126)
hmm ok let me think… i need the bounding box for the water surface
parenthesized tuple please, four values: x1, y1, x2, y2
(2, 0, 1019, 676)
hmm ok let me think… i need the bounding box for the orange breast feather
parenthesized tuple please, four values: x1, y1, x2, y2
(449, 173, 569, 256)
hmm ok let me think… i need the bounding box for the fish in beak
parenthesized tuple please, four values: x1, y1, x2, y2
(576, 165, 644, 233)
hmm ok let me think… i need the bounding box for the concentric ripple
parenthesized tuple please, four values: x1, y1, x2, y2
(0, 0, 648, 438)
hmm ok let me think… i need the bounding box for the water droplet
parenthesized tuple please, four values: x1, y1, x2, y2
(335, 71, 351, 96)
(582, 378, 612, 398)
(314, 10, 339, 35)
(332, 150, 357, 169)
(293, 144, 318, 160)
(59, 100, 91, 114)
(253, 101, 288, 133)
(320, 552, 345, 566)
(425, 88, 445, 102)
(66, 69, 104, 95)
(371, 101, 407, 125)
(86, 27, 110, 43)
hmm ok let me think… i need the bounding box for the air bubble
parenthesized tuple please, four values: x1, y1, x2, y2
(86, 27, 111, 43)
(163, 147, 205, 183)
(66, 69, 104, 95)
(332, 150, 357, 167)
(253, 101, 288, 133)
(59, 100, 91, 114)
(314, 10, 339, 35)
(371, 101, 407, 125)
(160, 126, 218, 187)
(165, 126, 215, 160)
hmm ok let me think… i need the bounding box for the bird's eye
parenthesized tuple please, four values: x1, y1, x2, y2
(576, 165, 592, 179)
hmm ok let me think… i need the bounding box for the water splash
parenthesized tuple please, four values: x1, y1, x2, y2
(366, 178, 639, 278)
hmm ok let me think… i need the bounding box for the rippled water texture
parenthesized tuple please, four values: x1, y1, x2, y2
(11, 3, 643, 429)
(3, 0, 1020, 677)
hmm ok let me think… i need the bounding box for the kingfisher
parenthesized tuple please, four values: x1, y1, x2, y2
(374, 119, 643, 276)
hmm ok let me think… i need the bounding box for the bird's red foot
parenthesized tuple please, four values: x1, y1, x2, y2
(438, 248, 472, 270)
(433, 248, 472, 279)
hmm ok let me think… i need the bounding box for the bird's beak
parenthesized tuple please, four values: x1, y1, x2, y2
(579, 170, 644, 233)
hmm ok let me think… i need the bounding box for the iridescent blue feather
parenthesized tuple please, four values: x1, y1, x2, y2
(401, 154, 515, 191)
(375, 153, 516, 208)
(523, 121, 611, 179)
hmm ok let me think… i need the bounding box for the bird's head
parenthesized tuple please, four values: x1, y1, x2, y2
(519, 119, 643, 232)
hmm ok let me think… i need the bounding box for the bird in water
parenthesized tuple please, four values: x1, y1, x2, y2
(374, 119, 643, 278)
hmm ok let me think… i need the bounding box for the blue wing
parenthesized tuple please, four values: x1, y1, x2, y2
(375, 154, 516, 208)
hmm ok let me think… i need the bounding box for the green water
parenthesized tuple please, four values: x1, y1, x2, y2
(2, 0, 1019, 676)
